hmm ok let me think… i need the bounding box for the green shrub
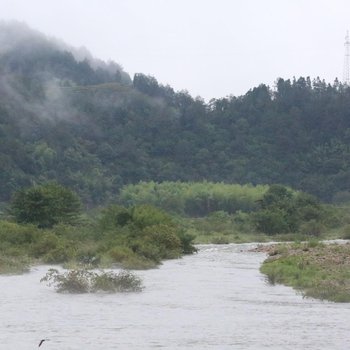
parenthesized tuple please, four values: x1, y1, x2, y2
(233, 210, 254, 233)
(108, 246, 135, 263)
(51, 223, 96, 241)
(42, 243, 76, 264)
(30, 233, 76, 263)
(92, 270, 143, 292)
(177, 230, 197, 254)
(0, 221, 39, 245)
(41, 268, 143, 293)
(70, 242, 101, 266)
(10, 182, 81, 228)
(130, 240, 162, 263)
(41, 268, 93, 293)
(299, 220, 325, 237)
(253, 209, 290, 235)
(142, 224, 182, 258)
(0, 254, 30, 274)
(131, 205, 173, 230)
(30, 233, 59, 257)
(253, 185, 327, 235)
(98, 205, 132, 230)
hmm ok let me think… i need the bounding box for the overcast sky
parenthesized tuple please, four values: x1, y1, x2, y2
(1, 0, 349, 100)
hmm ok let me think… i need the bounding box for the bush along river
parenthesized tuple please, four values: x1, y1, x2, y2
(1, 243, 350, 349)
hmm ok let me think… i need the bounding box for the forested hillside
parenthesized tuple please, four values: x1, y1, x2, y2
(1, 22, 350, 206)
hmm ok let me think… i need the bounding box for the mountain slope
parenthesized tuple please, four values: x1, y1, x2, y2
(1, 22, 350, 205)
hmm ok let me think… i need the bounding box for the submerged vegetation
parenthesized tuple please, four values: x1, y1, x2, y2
(260, 242, 350, 302)
(41, 268, 143, 293)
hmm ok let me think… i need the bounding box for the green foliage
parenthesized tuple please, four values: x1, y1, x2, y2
(0, 254, 30, 274)
(253, 208, 291, 235)
(142, 224, 182, 259)
(299, 220, 325, 237)
(259, 185, 293, 209)
(40, 268, 143, 293)
(98, 205, 132, 231)
(133, 73, 161, 96)
(233, 210, 255, 233)
(176, 231, 198, 254)
(10, 182, 81, 228)
(41, 268, 91, 293)
(179, 206, 263, 244)
(119, 181, 267, 216)
(0, 220, 38, 245)
(92, 270, 143, 292)
(261, 255, 318, 287)
(1, 27, 350, 206)
(261, 243, 350, 302)
(0, 219, 92, 266)
(130, 205, 173, 229)
(108, 246, 135, 263)
(99, 203, 173, 230)
(0, 194, 197, 272)
(1, 23, 349, 268)
(253, 185, 325, 235)
(2, 27, 350, 206)
(98, 203, 196, 265)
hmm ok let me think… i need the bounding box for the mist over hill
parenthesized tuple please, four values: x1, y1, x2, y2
(1, 21, 350, 206)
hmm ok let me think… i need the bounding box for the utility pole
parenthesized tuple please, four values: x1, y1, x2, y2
(343, 30, 350, 85)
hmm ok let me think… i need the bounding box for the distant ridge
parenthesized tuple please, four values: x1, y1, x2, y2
(0, 22, 349, 205)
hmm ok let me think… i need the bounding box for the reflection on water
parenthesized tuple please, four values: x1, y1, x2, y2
(1, 244, 349, 349)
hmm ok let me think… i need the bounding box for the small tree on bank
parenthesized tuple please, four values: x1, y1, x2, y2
(253, 184, 324, 235)
(10, 182, 81, 228)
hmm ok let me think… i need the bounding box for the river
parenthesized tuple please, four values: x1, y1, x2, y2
(1, 243, 349, 349)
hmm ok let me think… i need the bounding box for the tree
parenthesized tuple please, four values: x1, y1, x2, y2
(133, 73, 160, 96)
(253, 185, 324, 235)
(259, 184, 294, 210)
(10, 182, 81, 228)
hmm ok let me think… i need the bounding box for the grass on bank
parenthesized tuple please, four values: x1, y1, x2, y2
(260, 241, 350, 302)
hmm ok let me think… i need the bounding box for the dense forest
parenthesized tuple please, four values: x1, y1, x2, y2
(1, 22, 350, 207)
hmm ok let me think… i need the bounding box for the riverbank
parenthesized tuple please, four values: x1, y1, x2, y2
(260, 241, 350, 302)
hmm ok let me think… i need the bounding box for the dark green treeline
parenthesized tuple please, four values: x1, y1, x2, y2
(1, 23, 350, 205)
